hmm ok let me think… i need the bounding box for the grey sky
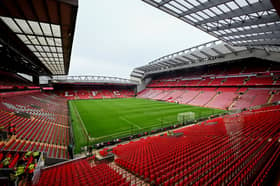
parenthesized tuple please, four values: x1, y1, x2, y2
(69, 0, 215, 79)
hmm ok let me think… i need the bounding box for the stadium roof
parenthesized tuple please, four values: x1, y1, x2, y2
(131, 40, 280, 78)
(142, 0, 280, 47)
(51, 75, 138, 85)
(0, 0, 78, 76)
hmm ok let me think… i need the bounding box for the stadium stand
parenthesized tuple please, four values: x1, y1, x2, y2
(0, 92, 70, 159)
(138, 61, 280, 110)
(0, 0, 280, 185)
(0, 71, 35, 90)
(34, 157, 131, 186)
(114, 105, 280, 185)
(57, 88, 135, 100)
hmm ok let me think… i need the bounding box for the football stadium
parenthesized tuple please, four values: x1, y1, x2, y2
(0, 0, 280, 185)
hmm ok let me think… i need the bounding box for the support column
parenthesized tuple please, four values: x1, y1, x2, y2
(33, 75, 40, 85)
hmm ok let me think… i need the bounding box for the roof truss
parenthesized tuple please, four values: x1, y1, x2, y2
(142, 0, 280, 47)
(0, 0, 78, 75)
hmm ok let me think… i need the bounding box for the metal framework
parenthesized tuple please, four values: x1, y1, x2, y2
(52, 75, 138, 85)
(131, 40, 280, 79)
(0, 0, 78, 75)
(142, 0, 280, 47)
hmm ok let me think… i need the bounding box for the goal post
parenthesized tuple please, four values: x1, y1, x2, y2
(177, 112, 195, 124)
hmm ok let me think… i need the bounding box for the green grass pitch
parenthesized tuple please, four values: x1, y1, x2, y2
(69, 98, 226, 153)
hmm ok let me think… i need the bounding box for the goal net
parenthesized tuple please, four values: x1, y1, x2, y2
(177, 112, 195, 123)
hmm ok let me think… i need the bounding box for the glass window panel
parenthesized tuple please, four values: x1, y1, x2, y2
(37, 36, 47, 45)
(50, 46, 56, 52)
(34, 52, 41, 57)
(47, 53, 53, 58)
(185, 15, 197, 22)
(189, 0, 199, 6)
(177, 0, 190, 9)
(170, 1, 186, 11)
(40, 52, 47, 57)
(46, 37, 55, 46)
(40, 23, 52, 36)
(218, 4, 230, 13)
(28, 35, 39, 45)
(237, 0, 249, 7)
(27, 45, 36, 51)
(210, 7, 222, 15)
(227, 2, 239, 10)
(247, 0, 259, 5)
(53, 53, 59, 58)
(15, 19, 33, 34)
(43, 46, 50, 52)
(28, 21, 43, 35)
(57, 47, 63, 53)
(190, 13, 202, 21)
(203, 9, 215, 17)
(51, 24, 61, 37)
(54, 38, 62, 46)
(165, 4, 181, 14)
(197, 11, 209, 19)
(17, 34, 30, 44)
(35, 45, 44, 52)
(1, 17, 22, 33)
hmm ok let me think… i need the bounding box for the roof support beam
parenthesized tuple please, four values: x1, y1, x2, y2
(169, 59, 181, 64)
(224, 44, 237, 56)
(179, 0, 232, 17)
(236, 39, 280, 46)
(181, 55, 195, 63)
(159, 0, 172, 7)
(227, 32, 280, 43)
(210, 47, 225, 56)
(221, 24, 280, 37)
(199, 51, 213, 58)
(174, 57, 187, 64)
(196, 1, 273, 25)
(158, 61, 171, 67)
(189, 53, 203, 60)
(209, 14, 279, 32)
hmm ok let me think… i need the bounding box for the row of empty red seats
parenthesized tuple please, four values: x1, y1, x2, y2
(33, 157, 130, 186)
(148, 75, 276, 88)
(113, 106, 280, 185)
(231, 89, 271, 110)
(148, 61, 280, 86)
(0, 92, 70, 159)
(137, 88, 280, 110)
(0, 111, 69, 159)
(56, 89, 135, 100)
(2, 138, 68, 159)
(0, 93, 68, 125)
